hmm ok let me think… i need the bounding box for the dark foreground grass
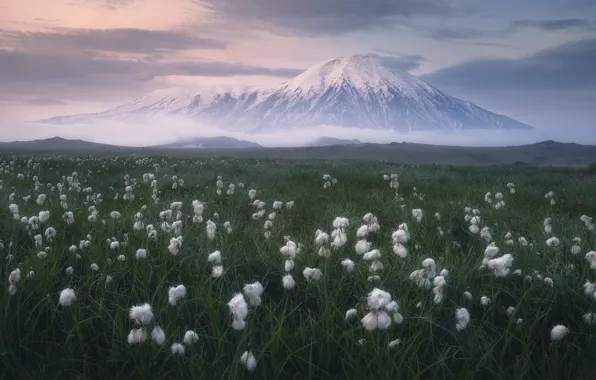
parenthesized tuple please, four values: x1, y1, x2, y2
(1, 156, 596, 380)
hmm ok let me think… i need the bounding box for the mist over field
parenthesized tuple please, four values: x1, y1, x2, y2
(3, 116, 594, 147)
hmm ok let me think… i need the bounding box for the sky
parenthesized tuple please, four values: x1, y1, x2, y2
(1, 0, 595, 146)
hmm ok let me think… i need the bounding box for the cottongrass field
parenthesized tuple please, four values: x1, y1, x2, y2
(1, 156, 596, 380)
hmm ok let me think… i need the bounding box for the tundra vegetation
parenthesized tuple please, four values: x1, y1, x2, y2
(1, 156, 595, 380)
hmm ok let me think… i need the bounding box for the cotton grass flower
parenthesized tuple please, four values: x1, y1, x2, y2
(282, 274, 296, 290)
(151, 326, 166, 345)
(183, 330, 199, 345)
(168, 236, 183, 255)
(550, 325, 569, 341)
(135, 248, 147, 259)
(129, 303, 154, 325)
(206, 220, 217, 240)
(240, 351, 257, 371)
(211, 265, 224, 278)
(243, 281, 264, 307)
(345, 308, 358, 320)
(208, 250, 221, 264)
(228, 293, 249, 330)
(546, 237, 560, 247)
(361, 310, 392, 331)
(585, 251, 596, 270)
(455, 308, 470, 331)
(171, 343, 185, 355)
(303, 267, 322, 281)
(583, 312, 596, 325)
(168, 285, 187, 306)
(128, 328, 148, 345)
(59, 288, 76, 306)
(411, 208, 423, 222)
(486, 254, 514, 277)
(355, 239, 371, 255)
(360, 288, 400, 331)
(341, 258, 355, 272)
(432, 276, 447, 304)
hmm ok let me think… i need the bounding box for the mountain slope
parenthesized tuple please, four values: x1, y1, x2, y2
(40, 54, 533, 132)
(0, 137, 119, 150)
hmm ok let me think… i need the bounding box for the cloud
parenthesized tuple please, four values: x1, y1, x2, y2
(101, 0, 138, 9)
(0, 28, 225, 54)
(378, 54, 428, 72)
(510, 18, 594, 31)
(421, 37, 596, 91)
(24, 98, 69, 106)
(420, 26, 500, 41)
(199, 0, 464, 35)
(4, 116, 595, 148)
(0, 49, 302, 100)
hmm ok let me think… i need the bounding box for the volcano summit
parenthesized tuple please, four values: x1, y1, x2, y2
(41, 54, 533, 132)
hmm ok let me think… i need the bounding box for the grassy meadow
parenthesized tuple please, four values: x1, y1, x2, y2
(1, 156, 596, 380)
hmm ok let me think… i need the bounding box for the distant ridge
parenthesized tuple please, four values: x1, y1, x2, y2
(1, 138, 593, 167)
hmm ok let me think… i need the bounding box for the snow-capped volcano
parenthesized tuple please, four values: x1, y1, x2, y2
(41, 53, 533, 131)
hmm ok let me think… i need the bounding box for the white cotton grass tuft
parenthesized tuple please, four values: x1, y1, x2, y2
(486, 254, 514, 277)
(282, 274, 296, 290)
(168, 236, 183, 255)
(206, 220, 217, 240)
(129, 303, 154, 325)
(128, 328, 148, 345)
(135, 248, 147, 260)
(455, 308, 470, 331)
(411, 208, 423, 222)
(550, 324, 569, 341)
(168, 285, 187, 306)
(432, 276, 447, 304)
(345, 308, 358, 320)
(302, 267, 322, 282)
(546, 237, 560, 247)
(240, 350, 257, 371)
(583, 312, 596, 325)
(171, 343, 185, 355)
(228, 293, 249, 330)
(58, 288, 76, 306)
(360, 288, 402, 331)
(480, 296, 491, 306)
(151, 326, 166, 345)
(183, 330, 199, 345)
(585, 251, 596, 270)
(208, 250, 222, 264)
(341, 258, 355, 272)
(243, 281, 265, 307)
(391, 224, 410, 258)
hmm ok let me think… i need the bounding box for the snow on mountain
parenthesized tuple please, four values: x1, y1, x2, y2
(40, 53, 533, 132)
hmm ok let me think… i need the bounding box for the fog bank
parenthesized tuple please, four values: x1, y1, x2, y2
(1, 115, 594, 147)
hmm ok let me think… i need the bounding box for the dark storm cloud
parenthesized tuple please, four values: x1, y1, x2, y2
(199, 0, 462, 35)
(0, 28, 225, 54)
(421, 37, 596, 91)
(510, 18, 593, 31)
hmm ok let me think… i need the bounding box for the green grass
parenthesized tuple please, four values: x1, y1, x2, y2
(1, 156, 596, 380)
